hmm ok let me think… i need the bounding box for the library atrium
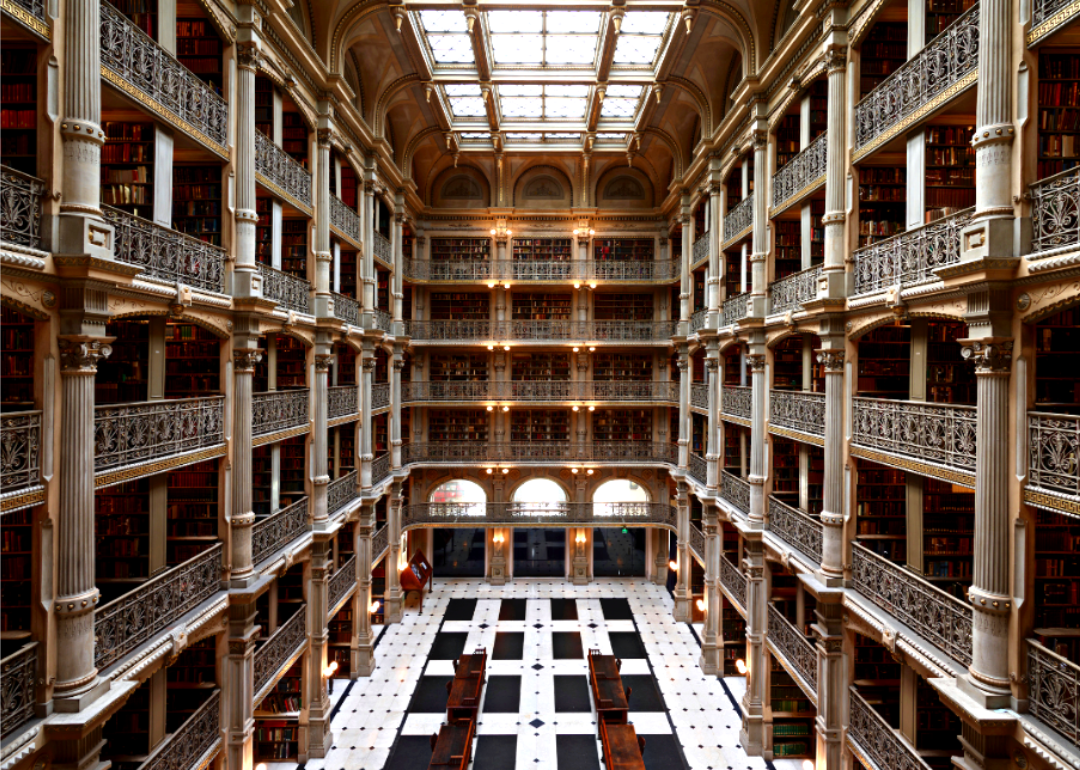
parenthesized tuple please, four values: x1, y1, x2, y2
(1, 0, 1079, 768)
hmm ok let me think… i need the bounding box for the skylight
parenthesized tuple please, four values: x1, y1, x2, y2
(600, 85, 644, 119)
(443, 84, 487, 117)
(487, 10, 602, 67)
(613, 12, 669, 65)
(498, 85, 589, 120)
(419, 11, 474, 64)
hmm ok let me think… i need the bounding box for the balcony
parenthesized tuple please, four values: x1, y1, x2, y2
(0, 410, 42, 510)
(104, 206, 226, 294)
(769, 265, 822, 316)
(254, 603, 307, 698)
(257, 262, 311, 315)
(329, 554, 357, 613)
(94, 544, 222, 670)
(722, 385, 752, 423)
(767, 496, 823, 567)
(690, 309, 707, 334)
(1, 642, 36, 739)
(1028, 0, 1080, 45)
(405, 320, 677, 344)
(692, 236, 710, 266)
(0, 166, 45, 252)
(401, 381, 679, 405)
(848, 686, 932, 770)
(2, 0, 48, 38)
(770, 390, 825, 442)
(403, 442, 678, 466)
(100, 1, 227, 155)
(372, 453, 391, 486)
(331, 292, 360, 326)
(1026, 638, 1080, 747)
(401, 501, 676, 530)
(328, 470, 359, 516)
(372, 524, 390, 564)
(721, 293, 750, 327)
(772, 131, 827, 213)
(373, 231, 392, 264)
(720, 470, 750, 517)
(401, 259, 681, 282)
(372, 309, 393, 333)
(1029, 167, 1080, 258)
(1027, 411, 1080, 516)
(137, 690, 221, 770)
(852, 208, 973, 297)
(720, 554, 746, 612)
(851, 542, 972, 667)
(767, 603, 817, 699)
(372, 382, 390, 411)
(252, 389, 309, 439)
(94, 396, 226, 481)
(251, 497, 310, 567)
(328, 385, 358, 421)
(254, 131, 311, 210)
(688, 453, 707, 486)
(688, 521, 706, 563)
(853, 3, 979, 158)
(691, 382, 708, 410)
(406, 260, 494, 282)
(330, 194, 361, 244)
(723, 195, 753, 247)
(851, 397, 976, 484)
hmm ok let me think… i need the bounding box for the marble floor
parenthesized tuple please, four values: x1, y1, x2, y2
(264, 578, 797, 770)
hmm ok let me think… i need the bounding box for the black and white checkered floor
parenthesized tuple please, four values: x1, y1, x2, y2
(272, 579, 799, 770)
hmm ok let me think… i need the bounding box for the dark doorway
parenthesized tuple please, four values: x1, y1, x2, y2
(432, 528, 485, 577)
(513, 528, 565, 577)
(593, 527, 647, 577)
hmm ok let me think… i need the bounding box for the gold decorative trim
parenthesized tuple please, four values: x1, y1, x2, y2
(192, 741, 222, 770)
(0, 0, 49, 39)
(253, 424, 311, 448)
(329, 413, 360, 428)
(328, 585, 357, 620)
(769, 425, 825, 447)
(850, 446, 975, 488)
(1, 486, 44, 513)
(722, 414, 752, 428)
(255, 172, 313, 216)
(722, 225, 753, 251)
(1027, 0, 1080, 45)
(372, 405, 391, 416)
(846, 736, 878, 770)
(769, 174, 827, 218)
(330, 224, 362, 251)
(1024, 487, 1080, 517)
(95, 446, 227, 489)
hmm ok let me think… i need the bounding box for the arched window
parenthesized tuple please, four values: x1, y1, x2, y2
(592, 479, 649, 517)
(511, 478, 567, 513)
(430, 479, 486, 516)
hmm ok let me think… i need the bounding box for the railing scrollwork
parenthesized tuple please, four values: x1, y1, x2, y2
(851, 397, 976, 477)
(94, 397, 225, 473)
(252, 389, 310, 437)
(1026, 638, 1080, 746)
(1029, 167, 1080, 256)
(328, 385, 359, 420)
(849, 686, 933, 770)
(769, 265, 822, 316)
(0, 410, 41, 494)
(251, 497, 310, 567)
(139, 690, 221, 770)
(328, 470, 358, 516)
(257, 263, 311, 314)
(328, 555, 357, 612)
(724, 195, 753, 245)
(772, 131, 827, 211)
(254, 604, 308, 696)
(767, 496, 823, 566)
(770, 390, 825, 438)
(255, 130, 312, 208)
(852, 208, 973, 296)
(330, 194, 361, 243)
(720, 554, 746, 611)
(722, 385, 752, 422)
(0, 166, 45, 251)
(0, 642, 36, 738)
(1028, 412, 1080, 507)
(720, 470, 750, 517)
(768, 603, 817, 696)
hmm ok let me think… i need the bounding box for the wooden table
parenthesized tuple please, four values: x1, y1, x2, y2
(588, 651, 628, 723)
(428, 720, 474, 769)
(447, 673, 484, 722)
(599, 720, 646, 770)
(455, 649, 487, 680)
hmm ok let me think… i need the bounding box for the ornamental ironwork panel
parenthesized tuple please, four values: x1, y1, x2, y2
(849, 687, 933, 770)
(330, 194, 361, 242)
(1028, 412, 1080, 500)
(372, 453, 391, 486)
(5, 0, 45, 28)
(590, 260, 680, 281)
(328, 385, 358, 420)
(403, 320, 674, 342)
(721, 554, 746, 610)
(332, 293, 360, 326)
(1034, 0, 1080, 25)
(770, 390, 825, 438)
(689, 453, 707, 485)
(768, 497, 823, 566)
(406, 260, 494, 282)
(851, 543, 972, 666)
(769, 265, 822, 316)
(722, 294, 750, 327)
(689, 522, 706, 562)
(1027, 638, 1080, 746)
(0, 642, 36, 738)
(587, 321, 676, 342)
(372, 524, 390, 563)
(851, 397, 976, 475)
(722, 385, 752, 422)
(251, 497, 310, 566)
(1030, 167, 1080, 255)
(373, 231, 392, 262)
(94, 544, 222, 670)
(252, 390, 309, 437)
(772, 131, 828, 210)
(0, 166, 44, 251)
(854, 4, 979, 153)
(768, 603, 818, 695)
(254, 130, 311, 207)
(100, 1, 228, 150)
(721, 470, 750, 516)
(724, 195, 753, 244)
(254, 603, 307, 696)
(589, 381, 679, 402)
(372, 310, 393, 333)
(402, 381, 491, 402)
(94, 397, 225, 473)
(141, 690, 221, 770)
(691, 382, 708, 410)
(0, 411, 40, 493)
(690, 310, 707, 334)
(371, 382, 390, 410)
(103, 206, 226, 293)
(692, 236, 710, 264)
(852, 208, 973, 296)
(401, 502, 676, 529)
(257, 263, 311, 314)
(512, 260, 577, 281)
(328, 470, 358, 515)
(328, 555, 357, 612)
(403, 442, 677, 465)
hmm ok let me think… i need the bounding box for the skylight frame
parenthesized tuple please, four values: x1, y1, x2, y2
(485, 10, 604, 70)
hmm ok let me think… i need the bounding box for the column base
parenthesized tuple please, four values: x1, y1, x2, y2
(385, 590, 404, 623)
(53, 676, 110, 714)
(352, 641, 376, 678)
(489, 557, 508, 585)
(673, 592, 692, 623)
(571, 557, 589, 585)
(302, 723, 334, 762)
(699, 643, 721, 675)
(739, 716, 766, 756)
(958, 671, 1011, 710)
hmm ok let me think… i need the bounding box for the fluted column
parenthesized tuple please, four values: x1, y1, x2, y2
(699, 504, 721, 674)
(312, 353, 332, 523)
(233, 40, 260, 296)
(680, 194, 692, 325)
(811, 592, 845, 770)
(707, 177, 723, 326)
(747, 351, 767, 527)
(677, 346, 690, 468)
(231, 348, 261, 579)
(705, 344, 720, 490)
(817, 348, 844, 580)
(313, 130, 333, 317)
(740, 535, 767, 754)
(225, 603, 258, 770)
(352, 504, 376, 677)
(822, 47, 848, 297)
(305, 540, 334, 759)
(362, 177, 377, 315)
(390, 349, 403, 469)
(385, 482, 404, 623)
(393, 206, 405, 325)
(53, 339, 111, 708)
(360, 351, 374, 489)
(749, 131, 768, 318)
(673, 482, 691, 622)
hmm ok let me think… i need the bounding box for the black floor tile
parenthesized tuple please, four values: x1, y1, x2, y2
(408, 676, 454, 713)
(499, 598, 529, 621)
(482, 675, 521, 713)
(609, 631, 647, 659)
(429, 632, 469, 660)
(384, 735, 436, 770)
(556, 734, 602, 770)
(493, 632, 525, 660)
(554, 674, 592, 712)
(641, 733, 689, 770)
(600, 598, 634, 620)
(552, 631, 584, 659)
(621, 674, 665, 711)
(549, 598, 579, 620)
(444, 598, 478, 621)
(473, 735, 518, 769)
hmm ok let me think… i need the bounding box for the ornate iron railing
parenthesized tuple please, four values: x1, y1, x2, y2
(849, 686, 932, 770)
(688, 522, 706, 562)
(768, 603, 817, 695)
(257, 262, 310, 314)
(690, 309, 707, 333)
(768, 496, 823, 566)
(720, 554, 746, 610)
(252, 389, 309, 437)
(1029, 167, 1080, 255)
(406, 260, 494, 281)
(851, 397, 977, 476)
(724, 195, 753, 244)
(1027, 638, 1080, 746)
(852, 208, 973, 296)
(0, 410, 40, 494)
(254, 130, 311, 208)
(100, 1, 227, 151)
(371, 382, 390, 410)
(328, 385, 358, 420)
(402, 501, 676, 529)
(406, 259, 681, 282)
(373, 309, 393, 333)
(770, 390, 825, 438)
(329, 555, 357, 612)
(772, 131, 828, 210)
(103, 205, 226, 293)
(332, 292, 360, 326)
(405, 320, 677, 343)
(139, 690, 221, 770)
(720, 470, 750, 517)
(692, 235, 710, 265)
(403, 380, 492, 401)
(691, 382, 708, 410)
(372, 453, 391, 486)
(721, 293, 750, 327)
(688, 453, 707, 485)
(94, 396, 225, 473)
(1034, 0, 1079, 26)
(252, 497, 310, 566)
(854, 3, 979, 153)
(328, 470, 358, 515)
(769, 265, 822, 315)
(373, 231, 392, 263)
(590, 260, 681, 281)
(402, 380, 678, 403)
(330, 194, 361, 242)
(722, 385, 752, 422)
(254, 603, 307, 696)
(372, 524, 390, 563)
(0, 165, 45, 251)
(1028, 412, 1080, 502)
(94, 544, 222, 670)
(0, 642, 36, 738)
(3, 0, 46, 33)
(851, 543, 972, 666)
(403, 442, 678, 465)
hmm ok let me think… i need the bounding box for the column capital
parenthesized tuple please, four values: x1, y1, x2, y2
(815, 349, 845, 372)
(746, 353, 766, 373)
(315, 354, 335, 372)
(317, 127, 336, 149)
(58, 336, 113, 373)
(362, 356, 377, 371)
(960, 338, 1012, 373)
(236, 41, 262, 72)
(824, 45, 848, 73)
(233, 348, 263, 372)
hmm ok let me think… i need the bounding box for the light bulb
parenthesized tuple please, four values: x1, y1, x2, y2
(571, 467, 579, 473)
(735, 658, 748, 675)
(802, 761, 815, 770)
(503, 345, 510, 351)
(487, 405, 494, 412)
(589, 229, 595, 235)
(486, 468, 493, 474)
(572, 406, 580, 412)
(487, 344, 495, 351)
(502, 405, 509, 412)
(370, 600, 381, 613)
(588, 406, 595, 412)
(573, 282, 581, 289)
(502, 468, 509, 474)
(506, 230, 512, 236)
(488, 281, 497, 288)
(586, 469, 594, 475)
(696, 598, 706, 612)
(669, 560, 678, 571)
(490, 229, 496, 235)
(256, 764, 268, 770)
(573, 347, 580, 352)
(589, 282, 597, 289)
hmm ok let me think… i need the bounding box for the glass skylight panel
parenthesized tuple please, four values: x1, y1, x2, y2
(506, 133, 542, 141)
(419, 10, 468, 32)
(600, 98, 638, 118)
(545, 35, 597, 64)
(613, 34, 662, 64)
(545, 97, 587, 118)
(500, 85, 543, 96)
(619, 12, 668, 34)
(487, 10, 543, 32)
(546, 11, 601, 33)
(545, 133, 580, 140)
(486, 10, 601, 67)
(448, 97, 487, 117)
(460, 132, 491, 139)
(546, 85, 590, 97)
(491, 35, 543, 63)
(606, 85, 643, 98)
(428, 34, 475, 64)
(596, 133, 629, 142)
(501, 97, 543, 117)
(445, 84, 482, 96)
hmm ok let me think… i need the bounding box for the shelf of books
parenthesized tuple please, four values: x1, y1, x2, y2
(512, 353, 569, 381)
(770, 661, 815, 758)
(282, 111, 308, 166)
(282, 218, 308, 280)
(430, 292, 490, 320)
(922, 479, 973, 599)
(926, 0, 975, 41)
(594, 239, 654, 261)
(809, 199, 825, 263)
(691, 413, 706, 455)
(177, 18, 223, 93)
(253, 444, 272, 518)
(1, 305, 34, 412)
(512, 293, 572, 321)
(772, 437, 799, 506)
(102, 122, 154, 219)
(926, 320, 975, 404)
(593, 352, 652, 381)
(807, 446, 824, 516)
(855, 461, 906, 563)
(254, 660, 302, 761)
(263, 334, 307, 391)
(374, 414, 389, 456)
(724, 425, 744, 477)
(774, 219, 801, 281)
(167, 460, 219, 566)
(859, 22, 906, 96)
(280, 436, 306, 508)
(725, 250, 743, 298)
(328, 603, 353, 678)
(776, 113, 800, 172)
(375, 349, 388, 384)
(808, 79, 828, 138)
(329, 425, 356, 475)
(339, 246, 359, 298)
(431, 353, 489, 381)
(925, 125, 975, 222)
(111, 0, 154, 35)
(858, 166, 905, 247)
(595, 292, 653, 321)
(97, 319, 149, 404)
(1, 47, 37, 176)
(1034, 306, 1080, 413)
(255, 76, 273, 138)
(102, 680, 151, 770)
(772, 336, 824, 391)
(1038, 50, 1080, 179)
(431, 237, 491, 261)
(513, 238, 572, 261)
(593, 409, 651, 442)
(511, 410, 570, 442)
(377, 270, 390, 310)
(856, 325, 911, 399)
(166, 637, 218, 733)
(915, 678, 963, 770)
(95, 479, 151, 603)
(1034, 509, 1080, 660)
(853, 633, 899, 723)
(255, 196, 273, 265)
(1, 509, 33, 639)
(722, 599, 747, 675)
(165, 322, 221, 397)
(173, 166, 222, 246)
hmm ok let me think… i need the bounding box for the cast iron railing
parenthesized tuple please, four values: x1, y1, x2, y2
(328, 470, 358, 516)
(257, 262, 311, 314)
(770, 390, 825, 438)
(371, 382, 390, 410)
(1029, 167, 1080, 255)
(720, 554, 746, 611)
(0, 642, 36, 738)
(851, 397, 977, 476)
(720, 470, 750, 517)
(402, 501, 676, 529)
(692, 235, 709, 265)
(721, 293, 750, 326)
(689, 453, 707, 485)
(691, 382, 708, 410)
(690, 309, 707, 333)
(722, 385, 752, 422)
(403, 442, 678, 465)
(138, 690, 221, 770)
(852, 208, 973, 296)
(849, 686, 932, 770)
(254, 130, 311, 208)
(330, 194, 360, 242)
(405, 320, 677, 342)
(402, 381, 678, 403)
(328, 385, 358, 420)
(724, 195, 753, 244)
(688, 522, 706, 562)
(768, 496, 823, 566)
(768, 603, 817, 695)
(251, 497, 310, 566)
(252, 389, 309, 437)
(372, 453, 391, 486)
(769, 265, 822, 315)
(0, 165, 45, 251)
(772, 131, 828, 210)
(372, 309, 393, 333)
(372, 524, 390, 563)
(94, 396, 225, 473)
(328, 555, 357, 612)
(254, 604, 307, 697)
(1026, 638, 1080, 746)
(4, 0, 46, 31)
(0, 410, 41, 493)
(373, 231, 392, 262)
(1028, 412, 1080, 503)
(332, 292, 361, 325)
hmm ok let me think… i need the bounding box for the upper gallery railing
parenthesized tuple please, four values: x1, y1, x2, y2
(724, 195, 753, 245)
(330, 194, 361, 242)
(767, 603, 818, 696)
(720, 470, 751, 516)
(770, 390, 826, 438)
(4, 0, 46, 34)
(405, 320, 677, 342)
(254, 130, 311, 208)
(252, 389, 309, 437)
(403, 442, 678, 465)
(372, 452, 391, 486)
(328, 385, 359, 420)
(1029, 167, 1080, 255)
(94, 544, 222, 670)
(769, 265, 822, 316)
(688, 453, 707, 485)
(0, 166, 45, 251)
(328, 470, 359, 516)
(1026, 638, 1080, 746)
(1027, 412, 1080, 506)
(688, 522, 706, 563)
(1031, 0, 1080, 42)
(328, 554, 357, 612)
(851, 542, 973, 666)
(94, 396, 225, 473)
(402, 501, 677, 529)
(257, 262, 311, 314)
(138, 690, 221, 770)
(372, 524, 390, 563)
(849, 686, 933, 770)
(692, 235, 710, 265)
(768, 496, 823, 566)
(690, 309, 707, 334)
(104, 205, 227, 293)
(372, 382, 391, 410)
(0, 410, 41, 494)
(851, 397, 977, 478)
(691, 382, 708, 410)
(772, 132, 827, 211)
(722, 385, 752, 422)
(852, 208, 973, 296)
(373, 309, 393, 333)
(100, 1, 228, 152)
(251, 497, 310, 566)
(720, 554, 747, 610)
(722, 293, 750, 326)
(0, 642, 36, 738)
(402, 381, 679, 403)
(373, 231, 392, 262)
(332, 292, 361, 326)
(254, 603, 307, 696)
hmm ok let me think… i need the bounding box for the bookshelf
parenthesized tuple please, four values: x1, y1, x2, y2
(925, 125, 975, 221)
(722, 600, 747, 675)
(167, 636, 216, 689)
(593, 409, 651, 442)
(855, 462, 906, 562)
(512, 293, 572, 320)
(1, 306, 34, 411)
(173, 166, 222, 246)
(255, 658, 302, 762)
(329, 425, 356, 475)
(102, 122, 154, 218)
(807, 445, 824, 515)
(375, 350, 388, 384)
(593, 353, 652, 381)
(772, 437, 799, 505)
(0, 47, 37, 175)
(96, 319, 149, 404)
(926, 0, 975, 40)
(725, 248, 743, 297)
(808, 79, 828, 140)
(1, 509, 33, 637)
(282, 218, 308, 280)
(253, 445, 272, 518)
(594, 293, 653, 321)
(377, 270, 389, 310)
(340, 246, 359, 297)
(1038, 50, 1080, 179)
(692, 413, 706, 455)
(770, 661, 815, 758)
(853, 633, 900, 725)
(255, 76, 273, 138)
(511, 410, 570, 442)
(340, 161, 358, 207)
(430, 353, 488, 381)
(772, 336, 823, 391)
(776, 113, 800, 171)
(1034, 510, 1080, 651)
(859, 22, 906, 96)
(724, 425, 743, 476)
(278, 565, 305, 606)
(102, 680, 150, 770)
(256, 197, 273, 265)
(774, 219, 801, 280)
(915, 678, 963, 770)
(694, 270, 706, 310)
(922, 479, 973, 599)
(335, 344, 357, 386)
(926, 320, 974, 404)
(276, 334, 307, 390)
(255, 657, 303, 716)
(430, 237, 491, 261)
(512, 238, 572, 261)
(280, 436, 306, 507)
(282, 111, 308, 166)
(809, 198, 825, 263)
(512, 353, 569, 381)
(329, 603, 353, 678)
(856, 324, 911, 399)
(428, 409, 489, 442)
(95, 479, 151, 602)
(177, 18, 223, 94)
(111, 0, 155, 35)
(593, 238, 654, 261)
(1034, 300, 1080, 413)
(167, 461, 219, 566)
(165, 323, 220, 397)
(430, 292, 489, 320)
(858, 166, 906, 247)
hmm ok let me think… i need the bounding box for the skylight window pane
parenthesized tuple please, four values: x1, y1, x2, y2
(501, 97, 543, 117)
(445, 84, 482, 96)
(545, 133, 580, 140)
(487, 10, 543, 32)
(491, 35, 543, 63)
(499, 85, 543, 96)
(449, 97, 487, 117)
(613, 35, 662, 64)
(601, 98, 638, 118)
(596, 133, 628, 141)
(428, 34, 475, 63)
(545, 11, 602, 33)
(606, 85, 643, 98)
(506, 133, 542, 141)
(545, 97, 587, 118)
(460, 132, 491, 139)
(546, 85, 590, 97)
(419, 10, 468, 32)
(620, 12, 668, 34)
(545, 35, 597, 64)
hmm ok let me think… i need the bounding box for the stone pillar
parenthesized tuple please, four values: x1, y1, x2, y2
(312, 350, 333, 523)
(699, 503, 721, 674)
(360, 349, 375, 490)
(808, 585, 845, 770)
(707, 172, 723, 326)
(233, 33, 261, 297)
(748, 128, 769, 318)
(384, 482, 405, 623)
(653, 528, 669, 586)
(705, 343, 720, 491)
(677, 345, 690, 468)
(231, 345, 262, 581)
(673, 482, 692, 622)
(740, 534, 767, 754)
(225, 602, 259, 770)
(362, 172, 377, 315)
(571, 527, 590, 586)
(305, 540, 334, 759)
(817, 347, 844, 580)
(747, 349, 767, 527)
(822, 45, 848, 298)
(391, 348, 403, 469)
(680, 193, 692, 325)
(352, 504, 376, 676)
(313, 129, 333, 318)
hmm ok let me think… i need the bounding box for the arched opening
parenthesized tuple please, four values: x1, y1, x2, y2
(592, 479, 649, 577)
(511, 478, 567, 577)
(430, 480, 487, 577)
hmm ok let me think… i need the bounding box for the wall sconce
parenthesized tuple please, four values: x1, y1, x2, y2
(324, 660, 339, 694)
(572, 346, 580, 352)
(488, 344, 495, 350)
(488, 281, 497, 288)
(669, 559, 678, 571)
(586, 469, 594, 475)
(588, 406, 595, 412)
(491, 225, 513, 238)
(501, 405, 509, 412)
(487, 406, 494, 412)
(493, 532, 505, 545)
(571, 467, 580, 473)
(501, 468, 509, 474)
(503, 345, 510, 351)
(573, 282, 581, 289)
(735, 658, 748, 675)
(588, 346, 596, 352)
(575, 532, 587, 545)
(589, 282, 597, 289)
(370, 600, 381, 614)
(695, 598, 706, 612)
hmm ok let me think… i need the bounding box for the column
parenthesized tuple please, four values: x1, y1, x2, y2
(572, 477, 589, 585)
(680, 191, 692, 324)
(225, 602, 258, 770)
(362, 171, 377, 315)
(490, 477, 508, 585)
(739, 534, 767, 754)
(360, 348, 375, 490)
(673, 482, 691, 622)
(705, 342, 720, 490)
(677, 345, 690, 467)
(746, 349, 767, 527)
(391, 347, 403, 469)
(233, 31, 260, 296)
(385, 482, 405, 623)
(810, 588, 845, 770)
(312, 349, 333, 523)
(707, 171, 723, 326)
(652, 528, 669, 586)
(393, 193, 406, 324)
(352, 503, 376, 676)
(822, 44, 848, 298)
(305, 540, 334, 759)
(313, 129, 333, 318)
(699, 503, 721, 674)
(817, 347, 844, 580)
(748, 126, 769, 318)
